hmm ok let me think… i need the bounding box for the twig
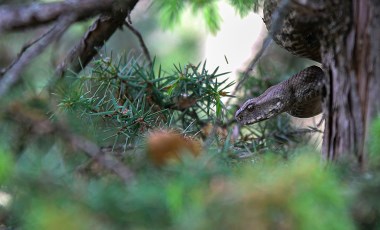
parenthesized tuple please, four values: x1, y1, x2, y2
(56, 0, 140, 76)
(287, 127, 323, 135)
(234, 37, 273, 92)
(0, 14, 76, 97)
(5, 102, 135, 184)
(124, 21, 153, 69)
(64, 132, 135, 184)
(228, 0, 291, 105)
(1, 24, 59, 76)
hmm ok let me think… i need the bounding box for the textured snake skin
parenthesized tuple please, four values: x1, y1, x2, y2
(235, 66, 324, 125)
(263, 0, 322, 62)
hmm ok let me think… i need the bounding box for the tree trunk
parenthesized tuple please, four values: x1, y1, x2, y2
(322, 0, 380, 168)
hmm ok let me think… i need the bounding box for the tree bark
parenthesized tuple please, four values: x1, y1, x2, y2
(322, 0, 380, 168)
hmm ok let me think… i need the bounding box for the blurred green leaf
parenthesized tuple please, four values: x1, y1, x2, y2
(202, 2, 221, 34)
(228, 0, 262, 16)
(25, 199, 102, 230)
(156, 0, 185, 29)
(0, 148, 13, 184)
(369, 116, 380, 165)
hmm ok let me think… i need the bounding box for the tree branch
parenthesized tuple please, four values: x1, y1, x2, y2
(0, 0, 140, 96)
(5, 101, 135, 184)
(56, 0, 140, 76)
(0, 14, 76, 97)
(0, 0, 118, 32)
(63, 131, 135, 184)
(124, 21, 153, 69)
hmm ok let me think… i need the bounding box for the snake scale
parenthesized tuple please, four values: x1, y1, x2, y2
(235, 0, 326, 125)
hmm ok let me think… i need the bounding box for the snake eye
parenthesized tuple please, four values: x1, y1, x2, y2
(247, 105, 254, 112)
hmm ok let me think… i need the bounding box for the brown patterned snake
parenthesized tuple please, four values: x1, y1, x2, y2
(235, 0, 325, 125)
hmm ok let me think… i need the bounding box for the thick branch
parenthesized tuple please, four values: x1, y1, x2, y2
(56, 0, 140, 76)
(0, 0, 119, 32)
(0, 0, 140, 95)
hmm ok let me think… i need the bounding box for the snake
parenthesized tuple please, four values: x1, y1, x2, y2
(235, 0, 326, 125)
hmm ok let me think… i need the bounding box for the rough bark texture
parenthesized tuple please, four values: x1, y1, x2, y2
(322, 0, 380, 167)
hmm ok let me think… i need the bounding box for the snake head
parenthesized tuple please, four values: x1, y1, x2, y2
(235, 66, 324, 125)
(235, 97, 285, 125)
(235, 85, 290, 125)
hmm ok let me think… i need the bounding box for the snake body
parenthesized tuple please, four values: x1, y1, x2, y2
(235, 0, 325, 125)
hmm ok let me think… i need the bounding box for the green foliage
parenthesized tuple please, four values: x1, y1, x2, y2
(201, 2, 221, 34)
(0, 148, 13, 184)
(369, 115, 380, 165)
(155, 0, 262, 34)
(2, 1, 380, 228)
(155, 0, 186, 29)
(56, 55, 233, 146)
(228, 0, 262, 16)
(5, 145, 356, 229)
(350, 116, 380, 229)
(155, 0, 221, 33)
(25, 199, 101, 230)
(206, 153, 354, 230)
(2, 51, 379, 229)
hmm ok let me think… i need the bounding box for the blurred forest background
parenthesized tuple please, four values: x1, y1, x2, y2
(0, 0, 380, 229)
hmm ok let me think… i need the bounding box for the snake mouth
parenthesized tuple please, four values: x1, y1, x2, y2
(242, 113, 275, 125)
(236, 110, 277, 125)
